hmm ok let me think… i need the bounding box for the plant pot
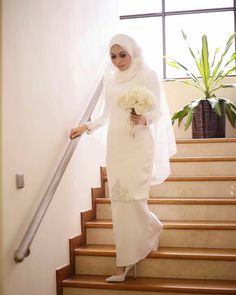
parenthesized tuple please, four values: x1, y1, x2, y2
(192, 100, 226, 138)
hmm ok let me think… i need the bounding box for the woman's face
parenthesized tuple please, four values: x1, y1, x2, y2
(110, 45, 132, 71)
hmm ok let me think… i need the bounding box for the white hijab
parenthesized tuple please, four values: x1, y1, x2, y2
(108, 34, 144, 83)
(108, 34, 177, 184)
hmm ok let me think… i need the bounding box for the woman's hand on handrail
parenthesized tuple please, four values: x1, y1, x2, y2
(70, 124, 88, 139)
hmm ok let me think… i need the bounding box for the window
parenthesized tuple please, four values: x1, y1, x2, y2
(118, 1, 236, 78)
(119, 17, 162, 72)
(165, 0, 233, 11)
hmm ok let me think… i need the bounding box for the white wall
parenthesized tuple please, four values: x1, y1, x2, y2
(0, 0, 3, 292)
(164, 76, 236, 138)
(1, 1, 118, 295)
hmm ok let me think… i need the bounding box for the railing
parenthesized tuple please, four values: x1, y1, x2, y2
(14, 78, 103, 263)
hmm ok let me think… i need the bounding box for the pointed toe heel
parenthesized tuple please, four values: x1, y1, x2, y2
(105, 263, 136, 283)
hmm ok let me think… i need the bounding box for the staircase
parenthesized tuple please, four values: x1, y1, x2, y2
(57, 138, 236, 295)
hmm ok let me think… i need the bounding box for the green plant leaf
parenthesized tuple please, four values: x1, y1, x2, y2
(177, 107, 189, 126)
(182, 99, 202, 130)
(171, 99, 200, 127)
(224, 32, 236, 55)
(224, 52, 236, 67)
(208, 98, 222, 116)
(222, 83, 236, 88)
(172, 107, 187, 123)
(180, 31, 204, 80)
(166, 60, 181, 69)
(210, 66, 236, 93)
(166, 58, 202, 87)
(167, 58, 190, 71)
(221, 66, 236, 78)
(230, 102, 236, 111)
(178, 79, 203, 91)
(181, 30, 198, 61)
(225, 104, 236, 127)
(201, 35, 210, 94)
(210, 32, 236, 82)
(181, 30, 187, 40)
(220, 98, 236, 111)
(211, 48, 220, 68)
(184, 109, 193, 130)
(172, 110, 183, 122)
(164, 77, 203, 91)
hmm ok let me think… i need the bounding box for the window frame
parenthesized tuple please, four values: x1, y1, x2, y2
(119, 0, 236, 79)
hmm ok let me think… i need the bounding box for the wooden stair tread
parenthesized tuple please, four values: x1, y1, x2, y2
(103, 175, 236, 182)
(75, 244, 236, 260)
(62, 275, 236, 293)
(176, 138, 236, 144)
(96, 197, 236, 205)
(170, 156, 236, 162)
(86, 220, 236, 230)
(101, 156, 236, 164)
(167, 176, 236, 181)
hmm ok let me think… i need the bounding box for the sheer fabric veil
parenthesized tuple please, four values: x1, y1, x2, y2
(90, 34, 177, 185)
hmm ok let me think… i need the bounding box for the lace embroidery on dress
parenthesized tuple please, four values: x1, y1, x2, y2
(111, 179, 131, 201)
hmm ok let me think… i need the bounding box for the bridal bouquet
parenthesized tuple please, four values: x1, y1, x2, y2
(116, 86, 156, 137)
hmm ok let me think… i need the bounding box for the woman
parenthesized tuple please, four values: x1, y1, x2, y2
(70, 34, 176, 282)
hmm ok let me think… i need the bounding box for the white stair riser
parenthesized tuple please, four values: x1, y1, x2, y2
(175, 142, 236, 157)
(149, 181, 236, 198)
(75, 256, 236, 280)
(105, 181, 236, 198)
(63, 287, 216, 295)
(170, 161, 236, 176)
(86, 228, 236, 249)
(96, 203, 236, 221)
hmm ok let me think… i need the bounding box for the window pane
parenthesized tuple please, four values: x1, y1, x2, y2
(118, 18, 163, 77)
(165, 0, 233, 11)
(119, 0, 162, 15)
(165, 12, 235, 78)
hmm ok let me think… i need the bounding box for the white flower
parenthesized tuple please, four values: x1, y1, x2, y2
(116, 87, 156, 115)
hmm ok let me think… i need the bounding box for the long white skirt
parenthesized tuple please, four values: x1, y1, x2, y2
(106, 123, 163, 266)
(111, 199, 163, 266)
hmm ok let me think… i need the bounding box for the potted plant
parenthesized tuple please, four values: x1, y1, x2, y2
(166, 31, 236, 138)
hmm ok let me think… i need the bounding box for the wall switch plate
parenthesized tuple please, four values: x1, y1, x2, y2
(16, 174, 24, 189)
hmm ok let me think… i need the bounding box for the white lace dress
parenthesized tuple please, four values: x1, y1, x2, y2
(87, 67, 164, 266)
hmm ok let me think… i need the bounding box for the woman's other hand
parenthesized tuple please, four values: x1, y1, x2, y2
(70, 124, 88, 139)
(130, 112, 147, 126)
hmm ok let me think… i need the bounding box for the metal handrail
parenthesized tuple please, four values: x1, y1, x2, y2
(14, 78, 103, 263)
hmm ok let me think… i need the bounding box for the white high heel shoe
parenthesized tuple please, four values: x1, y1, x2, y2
(105, 264, 137, 283)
